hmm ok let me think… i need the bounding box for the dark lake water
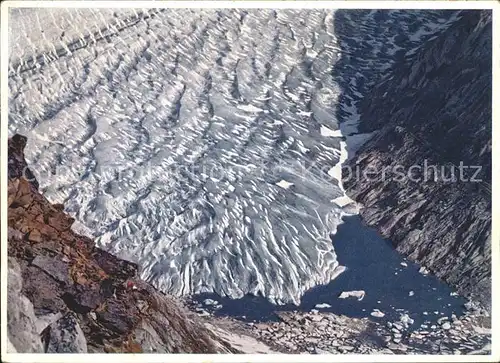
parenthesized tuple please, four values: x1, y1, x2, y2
(191, 215, 466, 329)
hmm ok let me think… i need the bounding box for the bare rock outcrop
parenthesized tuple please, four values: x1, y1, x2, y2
(45, 313, 88, 353)
(7, 257, 44, 353)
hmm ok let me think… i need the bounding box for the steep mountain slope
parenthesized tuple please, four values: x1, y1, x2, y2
(7, 134, 243, 353)
(343, 10, 492, 309)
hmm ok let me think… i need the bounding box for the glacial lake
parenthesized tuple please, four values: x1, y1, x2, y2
(191, 215, 466, 329)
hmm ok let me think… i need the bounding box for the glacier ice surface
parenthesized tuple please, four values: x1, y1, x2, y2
(8, 8, 458, 305)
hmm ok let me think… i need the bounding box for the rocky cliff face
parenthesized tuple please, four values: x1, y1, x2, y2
(7, 134, 241, 353)
(343, 10, 491, 309)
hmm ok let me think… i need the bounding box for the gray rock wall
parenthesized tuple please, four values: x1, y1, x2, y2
(344, 10, 491, 309)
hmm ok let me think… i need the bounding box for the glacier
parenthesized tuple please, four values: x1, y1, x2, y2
(8, 8, 458, 305)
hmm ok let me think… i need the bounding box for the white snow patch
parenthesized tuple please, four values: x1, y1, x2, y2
(306, 48, 318, 58)
(276, 180, 294, 189)
(320, 125, 343, 137)
(331, 195, 355, 208)
(327, 140, 349, 190)
(236, 104, 264, 113)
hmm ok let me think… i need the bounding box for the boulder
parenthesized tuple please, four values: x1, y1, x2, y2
(441, 322, 452, 330)
(31, 255, 72, 286)
(7, 258, 44, 353)
(35, 311, 63, 335)
(45, 313, 87, 353)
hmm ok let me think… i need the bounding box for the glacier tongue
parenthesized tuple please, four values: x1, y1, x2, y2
(8, 8, 457, 304)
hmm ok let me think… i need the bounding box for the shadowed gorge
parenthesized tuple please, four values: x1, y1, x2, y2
(342, 9, 492, 310)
